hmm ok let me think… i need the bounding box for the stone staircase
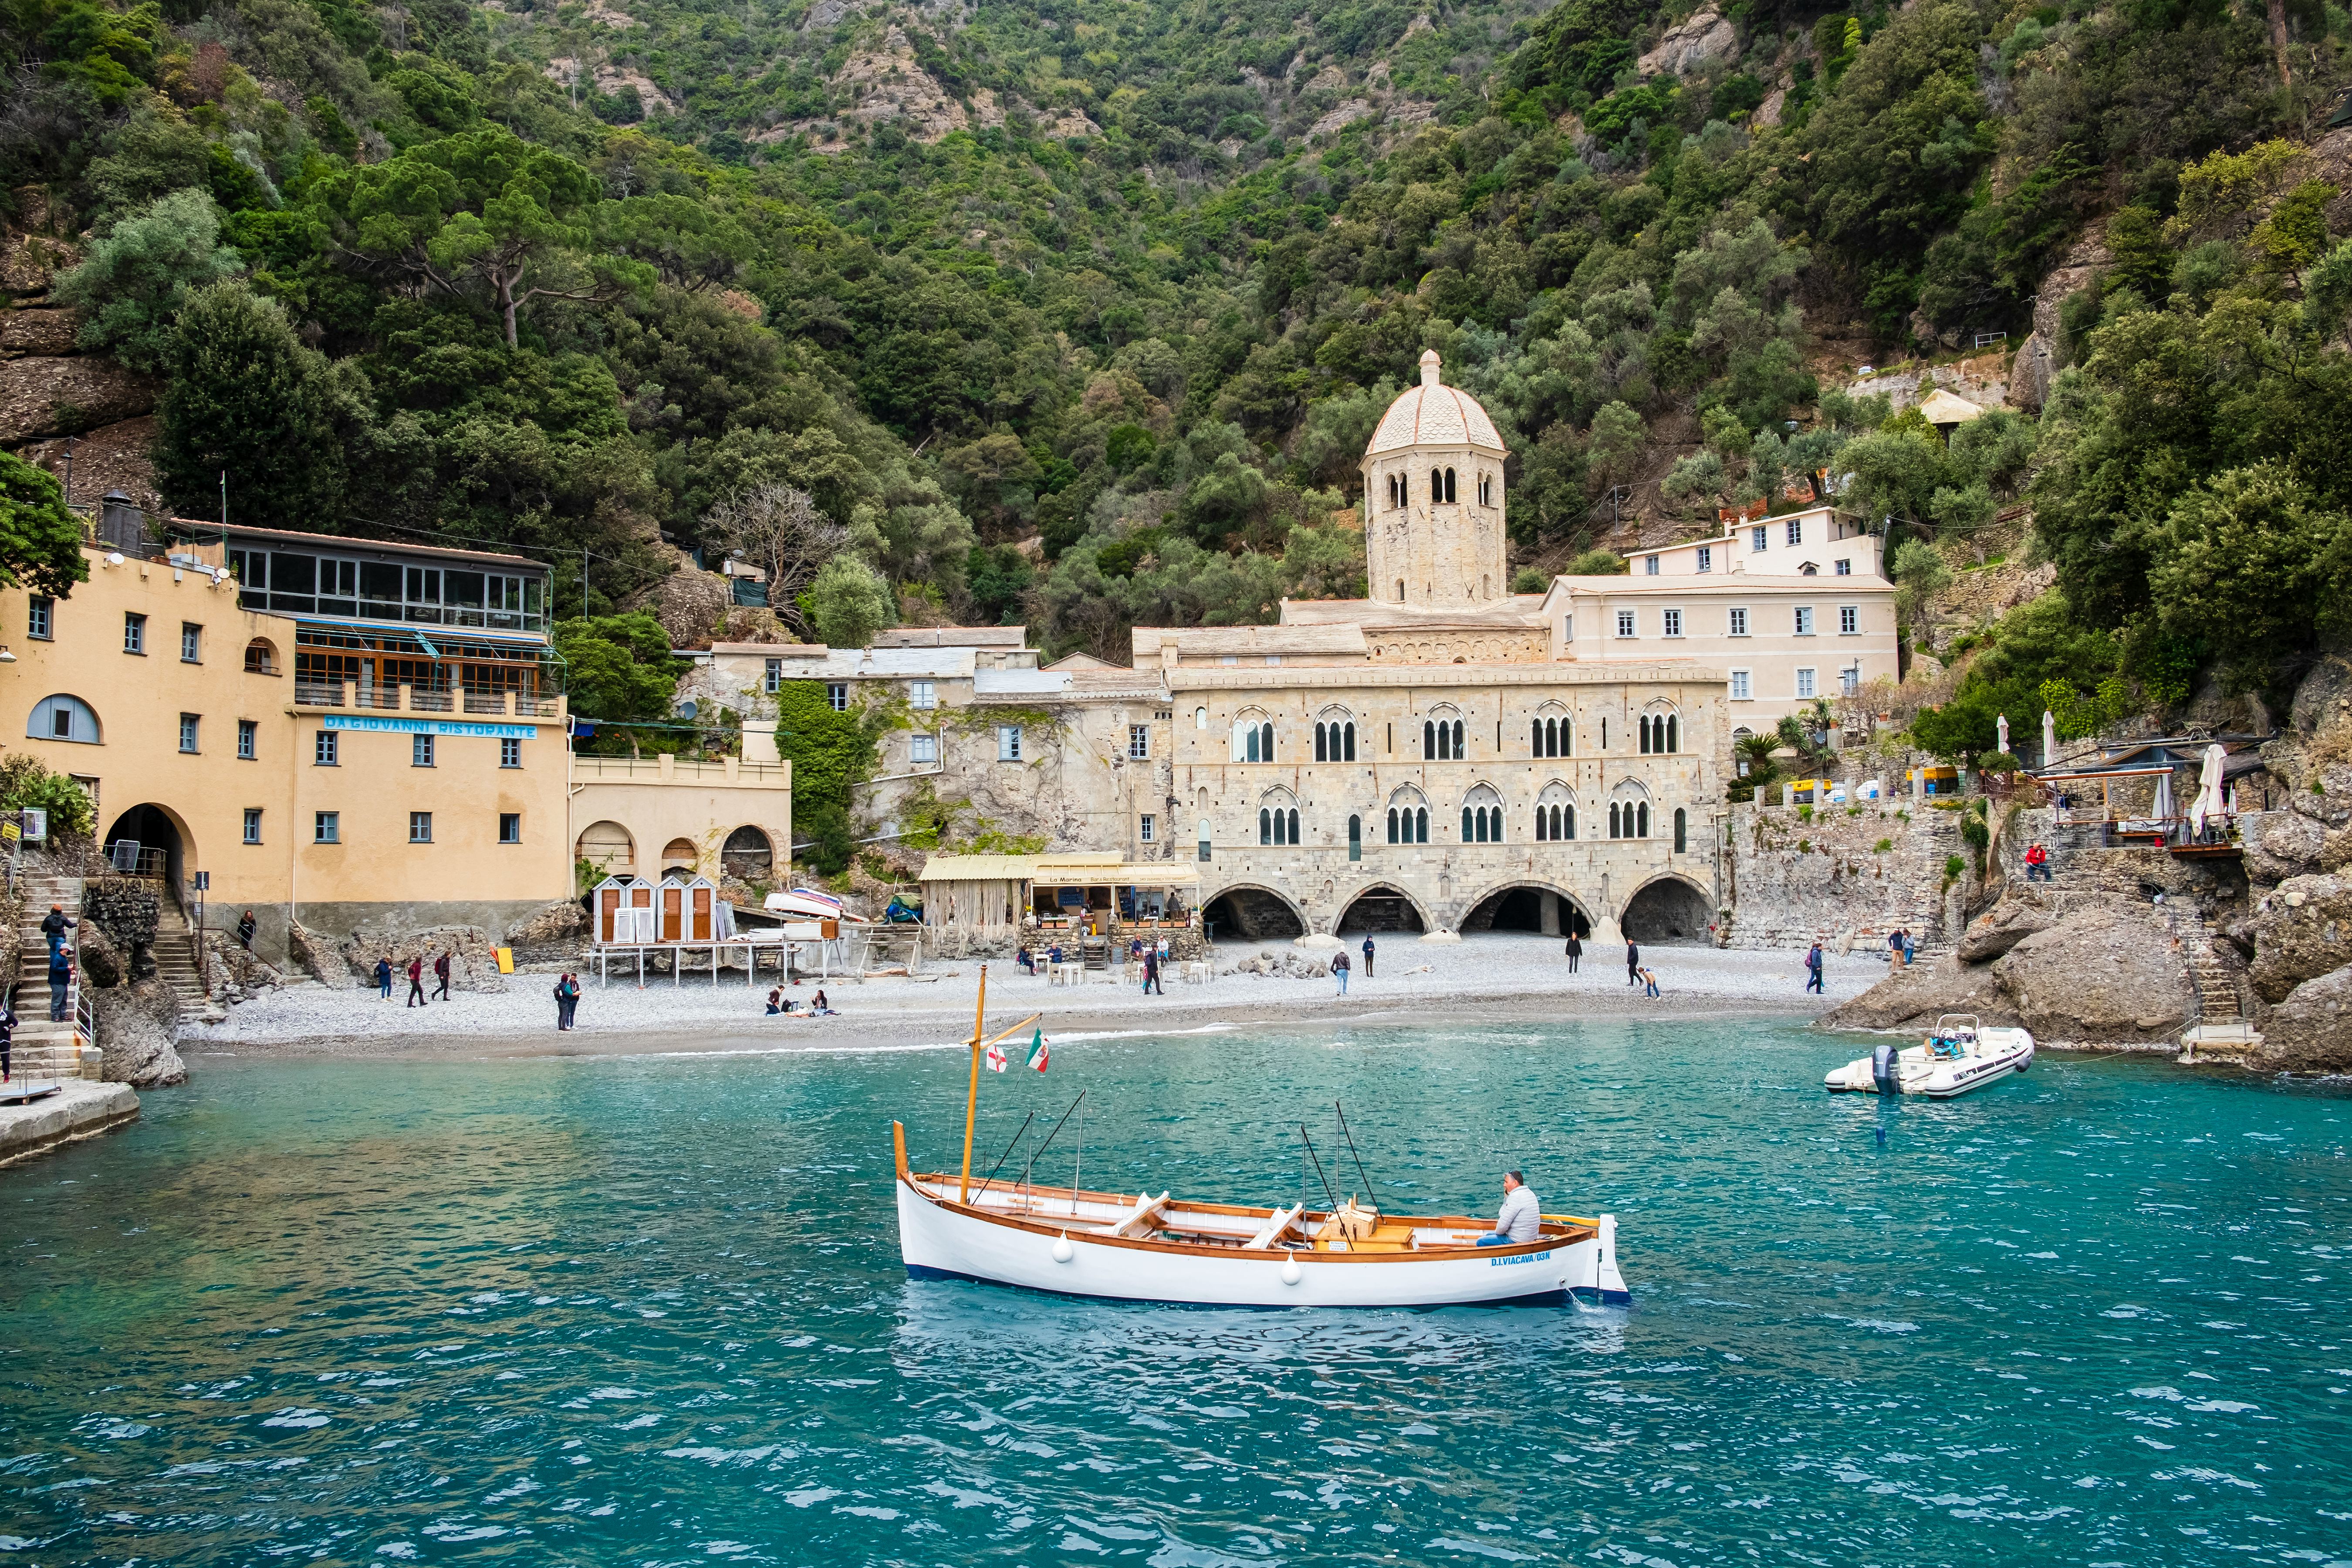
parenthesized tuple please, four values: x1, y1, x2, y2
(145, 885, 210, 1018)
(8, 873, 102, 1083)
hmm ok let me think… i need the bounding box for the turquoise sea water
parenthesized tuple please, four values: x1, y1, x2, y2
(3, 1019, 2350, 1567)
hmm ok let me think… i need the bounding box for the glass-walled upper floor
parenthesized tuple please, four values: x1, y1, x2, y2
(220, 537, 548, 635)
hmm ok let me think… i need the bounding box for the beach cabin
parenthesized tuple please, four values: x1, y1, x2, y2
(656, 873, 719, 943)
(594, 875, 657, 945)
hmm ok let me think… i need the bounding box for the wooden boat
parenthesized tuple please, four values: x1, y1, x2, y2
(889, 965, 1630, 1308)
(893, 1126, 1629, 1307)
(1824, 1013, 2035, 1098)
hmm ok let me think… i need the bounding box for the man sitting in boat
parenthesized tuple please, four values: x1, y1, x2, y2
(1475, 1171, 1540, 1247)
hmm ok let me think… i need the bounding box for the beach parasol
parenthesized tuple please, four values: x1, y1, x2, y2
(2189, 743, 2227, 837)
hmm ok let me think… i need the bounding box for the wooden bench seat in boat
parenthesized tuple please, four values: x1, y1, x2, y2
(1240, 1203, 1305, 1249)
(1096, 1191, 1173, 1238)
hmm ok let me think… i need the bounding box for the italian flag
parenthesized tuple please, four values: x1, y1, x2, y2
(1025, 1029, 1049, 1072)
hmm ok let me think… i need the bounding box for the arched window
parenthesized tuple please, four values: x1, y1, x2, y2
(1288, 808, 1300, 843)
(1415, 807, 1429, 842)
(1667, 714, 1678, 753)
(1462, 785, 1502, 844)
(29, 694, 100, 744)
(1343, 721, 1355, 760)
(1462, 807, 1474, 841)
(244, 638, 278, 675)
(1315, 723, 1328, 762)
(1444, 467, 1458, 503)
(1261, 722, 1274, 762)
(1198, 817, 1212, 860)
(1387, 807, 1399, 844)
(1259, 808, 1272, 845)
(1639, 801, 1650, 837)
(1673, 807, 1687, 853)
(1423, 720, 1435, 758)
(1431, 467, 1443, 503)
(1348, 814, 1361, 860)
(1396, 579, 1406, 602)
(1194, 706, 1207, 729)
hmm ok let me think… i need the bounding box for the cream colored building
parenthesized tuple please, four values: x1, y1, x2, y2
(569, 754, 792, 887)
(2, 531, 572, 963)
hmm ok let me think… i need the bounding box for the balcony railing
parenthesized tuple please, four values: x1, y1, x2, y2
(289, 683, 565, 720)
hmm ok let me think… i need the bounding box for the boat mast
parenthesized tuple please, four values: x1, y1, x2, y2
(959, 963, 988, 1203)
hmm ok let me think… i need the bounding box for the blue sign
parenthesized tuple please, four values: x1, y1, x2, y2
(322, 714, 539, 740)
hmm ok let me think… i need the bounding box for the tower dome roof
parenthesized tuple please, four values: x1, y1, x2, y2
(1364, 350, 1507, 457)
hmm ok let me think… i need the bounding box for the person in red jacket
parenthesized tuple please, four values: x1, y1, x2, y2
(406, 955, 426, 1007)
(2025, 841, 2051, 882)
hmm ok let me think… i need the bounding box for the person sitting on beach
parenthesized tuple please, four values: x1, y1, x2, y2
(766, 987, 784, 1015)
(810, 989, 833, 1015)
(1474, 1171, 1540, 1247)
(1016, 946, 1035, 975)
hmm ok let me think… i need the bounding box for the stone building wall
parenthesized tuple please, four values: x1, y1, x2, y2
(1721, 798, 1968, 951)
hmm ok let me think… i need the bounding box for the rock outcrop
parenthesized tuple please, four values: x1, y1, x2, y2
(289, 921, 355, 989)
(92, 979, 187, 1087)
(201, 931, 286, 1004)
(2008, 234, 2112, 411)
(1639, 6, 1739, 76)
(2240, 808, 2328, 885)
(0, 353, 160, 442)
(338, 926, 510, 994)
(506, 899, 589, 962)
(2244, 874, 2352, 1004)
(2257, 963, 2352, 1072)
(1954, 891, 2053, 962)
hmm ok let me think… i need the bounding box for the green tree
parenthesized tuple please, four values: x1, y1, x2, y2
(805, 556, 894, 648)
(0, 451, 91, 598)
(554, 613, 683, 723)
(1891, 537, 1951, 632)
(154, 282, 346, 522)
(0, 754, 95, 838)
(2147, 463, 2352, 684)
(53, 188, 243, 372)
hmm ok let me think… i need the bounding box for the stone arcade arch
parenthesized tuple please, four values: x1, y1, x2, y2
(1460, 879, 1593, 939)
(1619, 873, 1715, 944)
(1335, 882, 1431, 935)
(102, 801, 196, 892)
(1202, 882, 1308, 942)
(720, 825, 774, 879)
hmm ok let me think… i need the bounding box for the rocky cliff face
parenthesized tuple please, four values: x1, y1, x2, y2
(92, 979, 187, 1088)
(0, 186, 164, 512)
(1722, 797, 1966, 951)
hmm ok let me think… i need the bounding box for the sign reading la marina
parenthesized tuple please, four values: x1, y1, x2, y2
(320, 714, 539, 740)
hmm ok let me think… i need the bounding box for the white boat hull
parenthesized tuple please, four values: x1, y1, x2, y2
(1826, 1026, 2035, 1098)
(895, 1178, 1630, 1308)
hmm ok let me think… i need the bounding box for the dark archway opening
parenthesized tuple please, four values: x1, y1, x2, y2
(103, 803, 184, 888)
(720, 825, 774, 880)
(1335, 885, 1425, 935)
(1202, 887, 1305, 942)
(1463, 886, 1590, 938)
(1621, 879, 1714, 943)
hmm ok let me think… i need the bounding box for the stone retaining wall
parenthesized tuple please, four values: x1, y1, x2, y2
(1721, 798, 1966, 951)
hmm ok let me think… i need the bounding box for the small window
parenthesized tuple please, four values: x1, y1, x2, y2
(409, 811, 433, 843)
(243, 808, 262, 845)
(500, 737, 521, 768)
(1840, 605, 1859, 635)
(827, 683, 848, 712)
(314, 811, 340, 844)
(123, 612, 146, 655)
(763, 658, 783, 694)
(413, 733, 435, 767)
(1615, 610, 1636, 638)
(27, 596, 51, 640)
(1730, 669, 1752, 701)
(1193, 706, 1207, 729)
(180, 623, 202, 663)
(1786, 518, 1804, 545)
(1696, 547, 1711, 574)
(237, 719, 256, 760)
(910, 732, 938, 764)
(1728, 607, 1749, 637)
(997, 725, 1022, 762)
(1644, 554, 1660, 576)
(178, 713, 199, 753)
(1835, 558, 1852, 577)
(499, 812, 521, 844)
(1129, 723, 1150, 760)
(1794, 606, 1815, 635)
(910, 680, 936, 710)
(1796, 668, 1818, 699)
(314, 731, 338, 766)
(1751, 526, 1767, 551)
(1139, 813, 1156, 843)
(1662, 608, 1683, 638)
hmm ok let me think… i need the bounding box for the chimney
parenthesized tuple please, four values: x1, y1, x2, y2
(98, 491, 146, 554)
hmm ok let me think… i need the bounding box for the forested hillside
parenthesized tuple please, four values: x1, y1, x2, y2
(4, 0, 2351, 741)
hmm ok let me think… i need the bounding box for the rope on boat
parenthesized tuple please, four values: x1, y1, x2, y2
(970, 1110, 1035, 1203)
(1296, 1124, 1341, 1213)
(1334, 1100, 1380, 1211)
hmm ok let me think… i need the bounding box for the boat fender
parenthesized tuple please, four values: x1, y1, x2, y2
(1280, 1256, 1302, 1286)
(1051, 1234, 1074, 1264)
(1872, 1040, 1900, 1095)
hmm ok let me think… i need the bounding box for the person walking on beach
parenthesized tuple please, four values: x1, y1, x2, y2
(236, 910, 257, 951)
(1625, 939, 1640, 987)
(374, 955, 393, 999)
(432, 950, 452, 1001)
(1564, 930, 1582, 973)
(1142, 947, 1163, 994)
(1332, 950, 1350, 996)
(1805, 940, 1825, 995)
(47, 943, 71, 1021)
(40, 904, 73, 958)
(406, 955, 426, 1007)
(1360, 934, 1375, 978)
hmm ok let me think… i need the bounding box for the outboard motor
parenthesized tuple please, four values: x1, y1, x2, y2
(1872, 1040, 1901, 1095)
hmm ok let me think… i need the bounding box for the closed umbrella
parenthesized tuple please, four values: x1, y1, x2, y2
(2190, 743, 2227, 838)
(2152, 769, 2175, 833)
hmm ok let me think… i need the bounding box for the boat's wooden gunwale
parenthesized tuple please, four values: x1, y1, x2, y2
(906, 1171, 1590, 1265)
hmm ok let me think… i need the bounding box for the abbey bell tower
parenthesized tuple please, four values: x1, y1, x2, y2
(1359, 350, 1511, 608)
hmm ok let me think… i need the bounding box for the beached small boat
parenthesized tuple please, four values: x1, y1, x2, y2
(891, 964, 1629, 1308)
(894, 1124, 1630, 1307)
(1825, 1013, 2034, 1098)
